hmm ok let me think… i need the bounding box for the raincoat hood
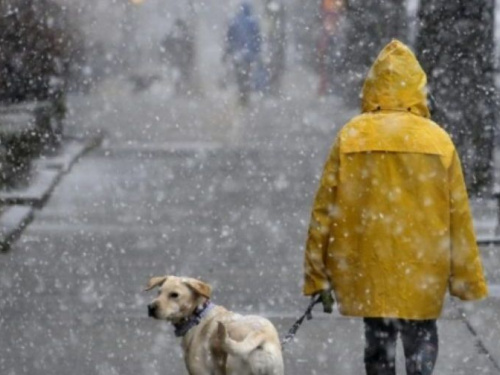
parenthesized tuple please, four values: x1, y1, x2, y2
(361, 39, 430, 118)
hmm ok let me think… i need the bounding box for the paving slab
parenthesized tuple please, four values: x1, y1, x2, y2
(460, 299, 500, 373)
(460, 243, 500, 372)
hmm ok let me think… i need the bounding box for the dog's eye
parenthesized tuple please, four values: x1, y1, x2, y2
(169, 292, 179, 299)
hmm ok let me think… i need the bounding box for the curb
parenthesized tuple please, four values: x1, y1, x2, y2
(0, 205, 34, 251)
(35, 135, 103, 172)
(0, 135, 102, 250)
(0, 169, 62, 207)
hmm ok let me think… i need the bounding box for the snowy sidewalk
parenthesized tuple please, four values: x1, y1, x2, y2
(0, 68, 499, 374)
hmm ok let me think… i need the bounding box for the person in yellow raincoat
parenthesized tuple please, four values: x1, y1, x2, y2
(303, 39, 488, 375)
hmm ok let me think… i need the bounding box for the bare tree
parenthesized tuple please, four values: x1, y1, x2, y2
(0, 0, 84, 103)
(416, 0, 497, 195)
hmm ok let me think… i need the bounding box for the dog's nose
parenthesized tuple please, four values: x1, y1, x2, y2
(148, 303, 156, 317)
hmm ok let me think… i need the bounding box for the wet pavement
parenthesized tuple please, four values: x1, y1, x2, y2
(1, 69, 499, 374)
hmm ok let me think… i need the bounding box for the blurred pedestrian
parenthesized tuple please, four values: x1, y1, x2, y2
(263, 0, 286, 96)
(163, 18, 195, 94)
(224, 2, 262, 106)
(317, 0, 343, 96)
(303, 40, 488, 375)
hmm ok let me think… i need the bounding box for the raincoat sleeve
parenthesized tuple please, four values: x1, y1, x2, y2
(448, 151, 488, 300)
(303, 138, 340, 296)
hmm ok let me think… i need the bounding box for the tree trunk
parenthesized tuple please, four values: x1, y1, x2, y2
(339, 0, 408, 104)
(416, 0, 497, 195)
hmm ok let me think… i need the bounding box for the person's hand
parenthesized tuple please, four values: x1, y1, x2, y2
(315, 289, 334, 313)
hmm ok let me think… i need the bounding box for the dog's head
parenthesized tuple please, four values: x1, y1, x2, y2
(145, 275, 212, 322)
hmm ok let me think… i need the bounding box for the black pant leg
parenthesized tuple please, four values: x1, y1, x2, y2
(400, 320, 438, 375)
(364, 318, 398, 375)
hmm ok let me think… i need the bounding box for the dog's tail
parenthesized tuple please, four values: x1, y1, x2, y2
(217, 321, 265, 357)
(217, 322, 284, 375)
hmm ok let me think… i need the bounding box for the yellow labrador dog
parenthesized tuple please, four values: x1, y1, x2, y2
(145, 275, 284, 375)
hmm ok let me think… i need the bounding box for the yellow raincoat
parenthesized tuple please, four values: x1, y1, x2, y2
(303, 40, 488, 319)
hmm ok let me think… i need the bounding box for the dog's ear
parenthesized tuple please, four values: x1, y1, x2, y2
(183, 278, 212, 299)
(144, 276, 168, 291)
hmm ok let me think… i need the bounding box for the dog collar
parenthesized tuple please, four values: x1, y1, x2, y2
(173, 300, 215, 337)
